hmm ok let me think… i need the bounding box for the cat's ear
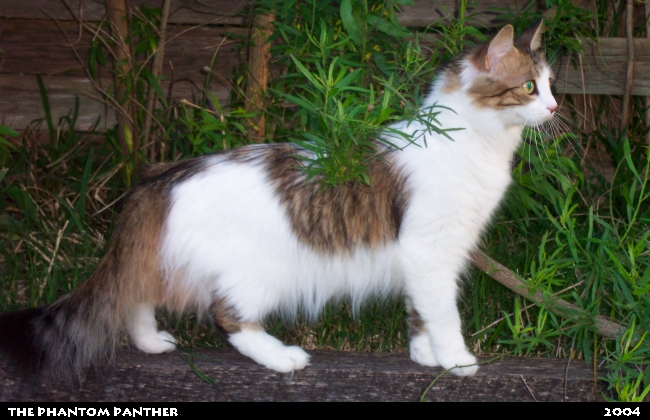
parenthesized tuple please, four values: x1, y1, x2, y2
(484, 25, 514, 71)
(516, 19, 544, 51)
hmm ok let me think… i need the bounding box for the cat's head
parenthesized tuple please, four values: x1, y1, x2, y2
(451, 21, 557, 128)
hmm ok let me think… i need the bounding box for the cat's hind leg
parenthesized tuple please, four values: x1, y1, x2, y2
(211, 300, 310, 373)
(229, 328, 310, 373)
(126, 304, 177, 354)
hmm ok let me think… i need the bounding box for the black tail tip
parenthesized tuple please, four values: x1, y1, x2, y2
(0, 307, 47, 373)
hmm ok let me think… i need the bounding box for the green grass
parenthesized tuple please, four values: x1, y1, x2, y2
(1, 0, 649, 402)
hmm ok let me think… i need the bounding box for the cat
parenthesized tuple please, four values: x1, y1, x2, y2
(0, 21, 556, 378)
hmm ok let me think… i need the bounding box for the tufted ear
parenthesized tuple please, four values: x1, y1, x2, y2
(515, 20, 544, 51)
(484, 25, 514, 71)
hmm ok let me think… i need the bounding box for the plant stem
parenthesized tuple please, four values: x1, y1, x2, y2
(106, 0, 136, 184)
(619, 0, 634, 133)
(144, 0, 172, 161)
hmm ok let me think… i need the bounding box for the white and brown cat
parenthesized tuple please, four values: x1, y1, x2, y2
(0, 21, 556, 377)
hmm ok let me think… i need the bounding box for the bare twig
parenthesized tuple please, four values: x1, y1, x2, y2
(106, 0, 135, 167)
(521, 375, 538, 402)
(470, 250, 625, 339)
(39, 7, 133, 126)
(201, 37, 229, 104)
(620, 0, 634, 132)
(563, 338, 575, 402)
(51, 0, 84, 47)
(60, 0, 121, 69)
(143, 0, 172, 161)
(47, 220, 70, 275)
(180, 99, 222, 116)
(471, 280, 584, 338)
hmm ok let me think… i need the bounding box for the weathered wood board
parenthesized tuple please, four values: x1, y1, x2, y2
(0, 74, 229, 131)
(0, 0, 250, 25)
(0, 20, 245, 130)
(0, 348, 608, 402)
(0, 0, 536, 27)
(0, 0, 648, 131)
(399, 0, 533, 27)
(0, 20, 247, 81)
(0, 74, 115, 131)
(0, 0, 594, 28)
(553, 38, 650, 96)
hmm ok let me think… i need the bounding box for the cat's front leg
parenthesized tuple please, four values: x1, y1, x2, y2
(406, 299, 439, 367)
(401, 251, 478, 376)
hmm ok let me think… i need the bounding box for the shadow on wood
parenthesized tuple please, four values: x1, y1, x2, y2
(0, 348, 608, 402)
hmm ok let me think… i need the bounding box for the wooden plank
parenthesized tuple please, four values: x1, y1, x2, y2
(399, 0, 594, 28)
(0, 74, 230, 131)
(398, 0, 532, 28)
(1, 5, 647, 133)
(0, 74, 114, 131)
(3, 38, 649, 132)
(5, 19, 649, 98)
(0, 0, 249, 25)
(0, 18, 244, 131)
(0, 19, 247, 81)
(0, 0, 597, 28)
(0, 348, 608, 401)
(553, 38, 650, 96)
(0, 0, 590, 28)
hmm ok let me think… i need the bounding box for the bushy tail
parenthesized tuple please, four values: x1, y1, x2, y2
(0, 182, 167, 378)
(0, 266, 124, 376)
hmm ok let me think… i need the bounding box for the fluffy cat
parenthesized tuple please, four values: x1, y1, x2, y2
(0, 21, 556, 378)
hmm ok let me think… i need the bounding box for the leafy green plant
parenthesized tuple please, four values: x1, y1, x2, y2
(255, 0, 446, 185)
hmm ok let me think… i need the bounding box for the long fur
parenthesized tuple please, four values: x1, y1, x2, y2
(0, 22, 557, 377)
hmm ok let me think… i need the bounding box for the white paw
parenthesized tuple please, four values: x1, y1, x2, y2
(436, 350, 478, 376)
(133, 330, 177, 354)
(229, 329, 311, 373)
(261, 345, 311, 373)
(409, 334, 439, 367)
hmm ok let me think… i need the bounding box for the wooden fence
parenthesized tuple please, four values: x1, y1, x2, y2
(0, 0, 649, 131)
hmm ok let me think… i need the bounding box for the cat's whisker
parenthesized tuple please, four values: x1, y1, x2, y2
(550, 110, 586, 167)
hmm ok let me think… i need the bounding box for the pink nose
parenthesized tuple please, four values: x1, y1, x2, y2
(548, 104, 557, 113)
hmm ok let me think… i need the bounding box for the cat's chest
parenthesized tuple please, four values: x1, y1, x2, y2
(406, 135, 513, 197)
(398, 137, 514, 234)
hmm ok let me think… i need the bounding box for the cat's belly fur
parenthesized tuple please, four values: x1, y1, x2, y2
(160, 158, 401, 321)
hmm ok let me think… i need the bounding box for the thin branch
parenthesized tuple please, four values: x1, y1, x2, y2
(180, 99, 222, 116)
(620, 0, 634, 132)
(143, 0, 173, 160)
(521, 375, 538, 402)
(563, 338, 575, 402)
(471, 280, 584, 338)
(39, 7, 134, 125)
(470, 250, 625, 340)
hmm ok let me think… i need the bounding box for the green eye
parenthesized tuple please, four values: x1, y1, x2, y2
(522, 81, 535, 94)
